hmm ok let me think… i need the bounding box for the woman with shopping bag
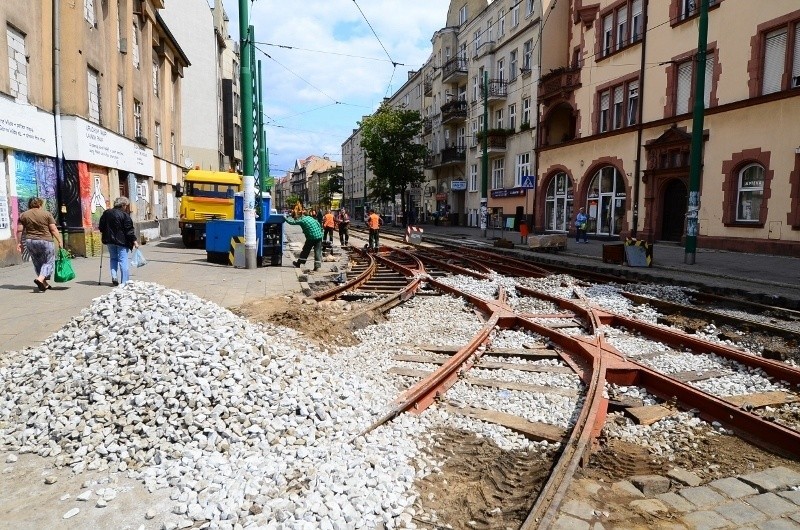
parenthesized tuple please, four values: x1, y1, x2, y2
(99, 196, 138, 285)
(15, 197, 64, 291)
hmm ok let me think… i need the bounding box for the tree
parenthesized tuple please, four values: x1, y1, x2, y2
(359, 104, 428, 224)
(286, 194, 302, 210)
(318, 167, 343, 209)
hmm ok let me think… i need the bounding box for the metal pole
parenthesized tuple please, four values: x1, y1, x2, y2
(684, 0, 709, 265)
(480, 71, 489, 237)
(238, 2, 257, 268)
(257, 59, 269, 202)
(630, 0, 649, 238)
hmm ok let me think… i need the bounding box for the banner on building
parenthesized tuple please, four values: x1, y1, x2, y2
(61, 116, 154, 177)
(0, 98, 57, 157)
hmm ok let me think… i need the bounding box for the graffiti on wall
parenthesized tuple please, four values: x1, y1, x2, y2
(11, 152, 58, 228)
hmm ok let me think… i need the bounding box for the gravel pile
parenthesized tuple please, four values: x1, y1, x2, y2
(0, 282, 431, 529)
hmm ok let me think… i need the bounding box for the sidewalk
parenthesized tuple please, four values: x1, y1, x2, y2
(0, 234, 304, 354)
(400, 223, 800, 306)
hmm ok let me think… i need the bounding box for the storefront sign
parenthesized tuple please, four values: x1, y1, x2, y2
(0, 97, 57, 157)
(490, 187, 527, 198)
(61, 116, 154, 176)
(451, 179, 467, 191)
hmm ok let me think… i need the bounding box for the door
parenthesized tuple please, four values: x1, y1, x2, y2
(661, 179, 687, 241)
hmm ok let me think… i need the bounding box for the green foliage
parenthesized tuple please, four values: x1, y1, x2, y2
(359, 104, 429, 215)
(318, 167, 344, 208)
(286, 195, 302, 209)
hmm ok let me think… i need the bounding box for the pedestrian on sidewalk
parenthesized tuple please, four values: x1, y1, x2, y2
(367, 208, 383, 251)
(575, 207, 589, 243)
(286, 210, 323, 270)
(322, 209, 336, 244)
(15, 197, 64, 292)
(99, 196, 138, 285)
(337, 207, 351, 246)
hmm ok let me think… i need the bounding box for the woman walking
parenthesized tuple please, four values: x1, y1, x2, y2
(99, 196, 138, 285)
(15, 197, 64, 291)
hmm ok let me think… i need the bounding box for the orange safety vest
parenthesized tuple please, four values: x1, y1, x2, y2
(323, 213, 335, 228)
(367, 213, 381, 230)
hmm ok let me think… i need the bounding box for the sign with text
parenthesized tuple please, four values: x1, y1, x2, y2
(451, 179, 467, 191)
(0, 97, 57, 157)
(490, 187, 527, 198)
(61, 116, 154, 176)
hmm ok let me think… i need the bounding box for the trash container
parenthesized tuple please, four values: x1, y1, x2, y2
(602, 243, 626, 264)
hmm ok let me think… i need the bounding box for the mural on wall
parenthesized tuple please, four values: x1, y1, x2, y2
(35, 157, 58, 214)
(12, 152, 58, 228)
(79, 163, 92, 228)
(62, 161, 84, 230)
(14, 152, 38, 217)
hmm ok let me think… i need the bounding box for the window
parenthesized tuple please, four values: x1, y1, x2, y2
(457, 126, 465, 147)
(6, 26, 28, 104)
(509, 103, 517, 130)
(602, 14, 613, 57)
(152, 60, 160, 97)
(545, 172, 574, 232)
(469, 164, 478, 191)
(498, 9, 506, 36)
(132, 23, 140, 69)
(736, 164, 764, 222)
(486, 19, 493, 43)
(675, 53, 714, 115)
(497, 58, 504, 81)
(116, 0, 123, 50)
(526, 0, 534, 16)
(472, 75, 479, 101)
(117, 86, 124, 134)
(84, 0, 95, 25)
(459, 5, 467, 25)
(171, 132, 176, 163)
(154, 122, 162, 156)
(495, 108, 504, 129)
(492, 159, 505, 190)
(586, 166, 626, 236)
(512, 4, 520, 27)
(471, 119, 478, 147)
(598, 78, 639, 132)
(631, 0, 643, 42)
(134, 99, 142, 137)
(599, 90, 610, 133)
(522, 97, 531, 125)
(627, 81, 639, 126)
(515, 153, 530, 187)
(761, 23, 800, 95)
(616, 6, 628, 49)
(88, 68, 101, 124)
(523, 40, 532, 70)
(474, 29, 481, 55)
(510, 50, 518, 81)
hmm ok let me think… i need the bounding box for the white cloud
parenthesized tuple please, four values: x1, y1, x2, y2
(225, 0, 450, 175)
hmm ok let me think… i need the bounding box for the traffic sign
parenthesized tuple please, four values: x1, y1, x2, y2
(521, 175, 536, 189)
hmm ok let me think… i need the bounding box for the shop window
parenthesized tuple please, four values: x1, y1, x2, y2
(545, 172, 573, 232)
(736, 164, 764, 222)
(586, 166, 626, 236)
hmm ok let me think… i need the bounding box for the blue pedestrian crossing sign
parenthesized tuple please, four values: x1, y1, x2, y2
(521, 175, 536, 189)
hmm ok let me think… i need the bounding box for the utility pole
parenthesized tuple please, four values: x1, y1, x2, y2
(685, 0, 709, 265)
(480, 71, 489, 237)
(257, 60, 269, 201)
(238, 2, 256, 268)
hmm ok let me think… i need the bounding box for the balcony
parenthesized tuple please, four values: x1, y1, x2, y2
(486, 79, 508, 102)
(440, 99, 467, 124)
(424, 72, 433, 96)
(538, 67, 581, 106)
(441, 57, 468, 84)
(476, 129, 509, 155)
(440, 146, 466, 166)
(423, 118, 432, 135)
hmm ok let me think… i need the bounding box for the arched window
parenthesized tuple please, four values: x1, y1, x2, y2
(736, 163, 764, 222)
(545, 172, 573, 231)
(586, 166, 626, 235)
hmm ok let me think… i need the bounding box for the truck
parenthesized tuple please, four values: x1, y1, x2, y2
(177, 170, 242, 247)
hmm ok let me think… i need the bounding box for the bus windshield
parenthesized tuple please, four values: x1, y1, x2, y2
(185, 182, 240, 199)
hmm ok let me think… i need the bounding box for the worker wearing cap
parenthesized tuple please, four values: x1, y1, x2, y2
(286, 210, 323, 270)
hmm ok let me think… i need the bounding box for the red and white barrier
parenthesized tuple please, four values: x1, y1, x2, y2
(405, 225, 424, 243)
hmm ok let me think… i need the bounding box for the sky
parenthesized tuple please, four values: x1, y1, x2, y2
(224, 0, 452, 177)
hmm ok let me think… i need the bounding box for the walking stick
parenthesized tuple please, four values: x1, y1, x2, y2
(97, 243, 104, 285)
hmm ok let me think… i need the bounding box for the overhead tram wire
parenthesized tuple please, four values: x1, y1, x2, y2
(254, 42, 404, 65)
(351, 0, 403, 100)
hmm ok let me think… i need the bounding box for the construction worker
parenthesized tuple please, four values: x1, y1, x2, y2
(322, 209, 336, 245)
(285, 209, 323, 271)
(367, 208, 383, 252)
(337, 207, 351, 246)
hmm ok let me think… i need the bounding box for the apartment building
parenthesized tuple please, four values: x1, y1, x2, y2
(287, 155, 341, 214)
(342, 126, 373, 221)
(536, 0, 800, 255)
(0, 0, 189, 265)
(161, 0, 241, 173)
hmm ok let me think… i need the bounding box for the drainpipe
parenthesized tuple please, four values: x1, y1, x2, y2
(631, 0, 649, 239)
(52, 0, 67, 243)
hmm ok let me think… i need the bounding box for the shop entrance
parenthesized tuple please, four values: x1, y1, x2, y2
(660, 179, 687, 242)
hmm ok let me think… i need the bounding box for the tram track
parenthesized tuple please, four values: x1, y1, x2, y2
(304, 227, 800, 528)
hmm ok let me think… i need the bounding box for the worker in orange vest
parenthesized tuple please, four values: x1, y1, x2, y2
(322, 209, 336, 245)
(366, 208, 383, 252)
